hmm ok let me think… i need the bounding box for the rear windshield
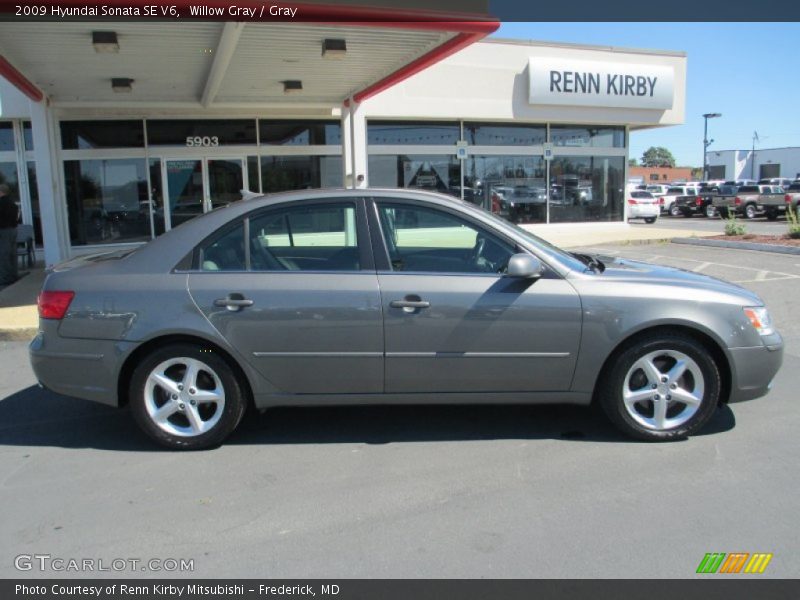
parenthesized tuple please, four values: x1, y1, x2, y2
(788, 184, 800, 192)
(631, 192, 653, 198)
(738, 186, 760, 193)
(666, 187, 684, 194)
(719, 186, 737, 195)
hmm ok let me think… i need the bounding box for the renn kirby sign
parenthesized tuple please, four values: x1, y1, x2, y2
(528, 58, 674, 110)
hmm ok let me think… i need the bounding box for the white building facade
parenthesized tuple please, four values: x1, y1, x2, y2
(0, 27, 686, 266)
(706, 147, 800, 182)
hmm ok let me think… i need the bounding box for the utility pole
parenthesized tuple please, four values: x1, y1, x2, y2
(751, 131, 759, 180)
(702, 113, 721, 180)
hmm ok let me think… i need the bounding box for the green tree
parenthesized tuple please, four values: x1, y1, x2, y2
(628, 158, 638, 167)
(641, 146, 676, 168)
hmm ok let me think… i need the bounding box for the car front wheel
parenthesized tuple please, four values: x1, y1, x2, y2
(130, 343, 247, 449)
(744, 203, 758, 219)
(644, 217, 656, 224)
(598, 334, 721, 441)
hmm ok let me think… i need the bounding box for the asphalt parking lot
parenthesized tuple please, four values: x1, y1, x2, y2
(1, 241, 798, 579)
(633, 212, 796, 236)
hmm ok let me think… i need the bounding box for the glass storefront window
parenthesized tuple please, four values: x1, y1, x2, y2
(27, 162, 42, 245)
(550, 126, 625, 148)
(260, 156, 342, 192)
(368, 154, 461, 198)
(23, 121, 34, 151)
(465, 155, 547, 223)
(0, 162, 19, 208)
(247, 156, 260, 192)
(259, 120, 341, 145)
(61, 121, 145, 150)
(148, 159, 166, 237)
(64, 159, 150, 246)
(147, 119, 257, 147)
(367, 121, 460, 145)
(0, 122, 14, 152)
(548, 156, 625, 223)
(463, 123, 546, 146)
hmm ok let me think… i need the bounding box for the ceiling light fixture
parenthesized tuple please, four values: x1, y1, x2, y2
(92, 31, 120, 53)
(283, 80, 303, 94)
(322, 39, 347, 59)
(111, 78, 134, 93)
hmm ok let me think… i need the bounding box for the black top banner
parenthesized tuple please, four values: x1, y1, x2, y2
(0, 0, 798, 21)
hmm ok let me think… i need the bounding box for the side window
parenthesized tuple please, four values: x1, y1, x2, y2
(377, 203, 514, 274)
(200, 222, 246, 271)
(249, 203, 359, 271)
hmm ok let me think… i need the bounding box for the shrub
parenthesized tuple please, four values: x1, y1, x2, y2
(724, 212, 746, 236)
(787, 207, 800, 239)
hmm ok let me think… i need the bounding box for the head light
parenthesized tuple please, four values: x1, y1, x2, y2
(743, 307, 775, 336)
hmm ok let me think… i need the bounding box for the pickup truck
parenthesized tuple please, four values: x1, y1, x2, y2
(673, 186, 719, 218)
(760, 182, 800, 219)
(713, 184, 779, 219)
(660, 185, 700, 216)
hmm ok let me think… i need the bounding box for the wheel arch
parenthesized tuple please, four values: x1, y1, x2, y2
(117, 334, 255, 410)
(591, 324, 732, 406)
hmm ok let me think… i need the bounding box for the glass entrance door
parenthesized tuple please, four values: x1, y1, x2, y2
(162, 157, 245, 230)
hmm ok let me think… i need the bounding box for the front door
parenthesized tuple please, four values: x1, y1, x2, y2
(371, 199, 582, 394)
(163, 157, 245, 230)
(187, 198, 383, 395)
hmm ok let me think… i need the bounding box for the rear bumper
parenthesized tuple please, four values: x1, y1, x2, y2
(727, 335, 784, 403)
(29, 322, 138, 407)
(629, 205, 659, 218)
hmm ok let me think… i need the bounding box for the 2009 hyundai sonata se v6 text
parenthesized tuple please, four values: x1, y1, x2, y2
(30, 189, 783, 449)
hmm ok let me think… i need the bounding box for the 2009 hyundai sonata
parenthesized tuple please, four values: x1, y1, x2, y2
(30, 189, 783, 449)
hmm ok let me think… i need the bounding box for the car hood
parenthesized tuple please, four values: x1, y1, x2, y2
(589, 255, 762, 305)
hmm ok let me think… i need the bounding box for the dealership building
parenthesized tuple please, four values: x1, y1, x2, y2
(0, 13, 686, 265)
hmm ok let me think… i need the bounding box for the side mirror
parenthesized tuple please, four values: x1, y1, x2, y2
(506, 253, 544, 279)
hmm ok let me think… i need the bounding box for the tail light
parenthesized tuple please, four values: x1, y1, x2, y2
(695, 197, 703, 206)
(37, 291, 75, 320)
(786, 195, 792, 204)
(658, 197, 664, 205)
(627, 199, 637, 205)
(734, 196, 742, 205)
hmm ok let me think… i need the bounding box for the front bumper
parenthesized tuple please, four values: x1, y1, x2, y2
(727, 333, 784, 403)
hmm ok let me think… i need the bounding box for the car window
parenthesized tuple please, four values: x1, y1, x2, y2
(376, 202, 514, 274)
(666, 187, 683, 194)
(199, 203, 360, 272)
(249, 204, 359, 271)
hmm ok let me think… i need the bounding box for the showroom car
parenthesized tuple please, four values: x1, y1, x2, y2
(31, 189, 783, 449)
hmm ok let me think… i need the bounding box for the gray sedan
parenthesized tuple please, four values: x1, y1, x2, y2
(30, 189, 783, 449)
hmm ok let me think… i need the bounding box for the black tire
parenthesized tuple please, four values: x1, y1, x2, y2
(717, 207, 729, 219)
(704, 204, 716, 218)
(669, 204, 681, 217)
(644, 217, 656, 224)
(765, 209, 778, 221)
(744, 203, 757, 219)
(130, 343, 247, 450)
(598, 333, 721, 441)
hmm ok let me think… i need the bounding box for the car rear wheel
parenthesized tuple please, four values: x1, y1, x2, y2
(744, 203, 757, 219)
(669, 204, 682, 217)
(598, 334, 720, 441)
(130, 343, 247, 450)
(765, 209, 778, 221)
(705, 204, 716, 218)
(644, 217, 656, 224)
(717, 207, 729, 219)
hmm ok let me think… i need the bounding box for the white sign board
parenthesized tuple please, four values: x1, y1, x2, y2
(455, 140, 468, 160)
(543, 143, 554, 161)
(529, 58, 674, 110)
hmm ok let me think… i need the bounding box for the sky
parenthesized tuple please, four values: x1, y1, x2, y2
(494, 22, 800, 167)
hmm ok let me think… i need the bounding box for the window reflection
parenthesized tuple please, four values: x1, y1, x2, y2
(465, 156, 546, 223)
(368, 155, 461, 198)
(260, 156, 342, 192)
(549, 156, 625, 223)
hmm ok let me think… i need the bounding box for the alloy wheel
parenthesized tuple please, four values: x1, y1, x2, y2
(622, 349, 704, 431)
(143, 357, 226, 437)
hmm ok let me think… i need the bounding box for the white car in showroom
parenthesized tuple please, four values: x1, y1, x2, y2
(627, 190, 660, 223)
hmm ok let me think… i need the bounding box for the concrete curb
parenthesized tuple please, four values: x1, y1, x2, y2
(671, 237, 800, 255)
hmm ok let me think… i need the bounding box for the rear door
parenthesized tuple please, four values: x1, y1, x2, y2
(187, 198, 383, 395)
(369, 197, 582, 394)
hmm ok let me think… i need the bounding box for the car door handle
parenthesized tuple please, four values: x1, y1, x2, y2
(214, 295, 254, 311)
(390, 299, 430, 310)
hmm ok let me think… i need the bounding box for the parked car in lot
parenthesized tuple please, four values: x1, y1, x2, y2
(759, 177, 794, 189)
(713, 184, 771, 219)
(627, 190, 659, 223)
(779, 182, 800, 216)
(660, 185, 700, 216)
(673, 186, 718, 218)
(757, 185, 788, 220)
(645, 184, 670, 198)
(31, 188, 783, 449)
